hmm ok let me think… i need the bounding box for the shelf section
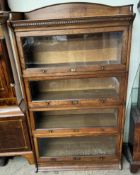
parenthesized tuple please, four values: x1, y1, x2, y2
(34, 108, 118, 129)
(38, 136, 116, 158)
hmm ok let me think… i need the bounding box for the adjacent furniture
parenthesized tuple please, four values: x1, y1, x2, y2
(9, 3, 135, 171)
(125, 67, 140, 174)
(0, 11, 34, 165)
(127, 106, 140, 173)
(0, 106, 31, 157)
(0, 15, 16, 106)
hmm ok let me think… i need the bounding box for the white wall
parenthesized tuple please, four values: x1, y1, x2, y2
(8, 0, 140, 141)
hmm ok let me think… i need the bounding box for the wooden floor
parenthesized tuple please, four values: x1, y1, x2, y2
(0, 157, 139, 175)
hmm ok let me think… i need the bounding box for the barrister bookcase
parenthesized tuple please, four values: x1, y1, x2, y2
(9, 3, 135, 171)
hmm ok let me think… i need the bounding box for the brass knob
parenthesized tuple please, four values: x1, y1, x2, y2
(10, 83, 15, 87)
(99, 156, 104, 160)
(42, 69, 47, 73)
(70, 68, 76, 72)
(101, 65, 105, 70)
(99, 97, 106, 103)
(47, 101, 50, 106)
(73, 157, 80, 160)
(72, 100, 79, 105)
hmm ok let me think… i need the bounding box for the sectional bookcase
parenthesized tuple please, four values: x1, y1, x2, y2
(9, 3, 135, 171)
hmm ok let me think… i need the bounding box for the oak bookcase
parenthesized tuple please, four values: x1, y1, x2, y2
(9, 2, 135, 171)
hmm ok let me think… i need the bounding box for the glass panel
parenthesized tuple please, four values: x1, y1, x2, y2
(38, 136, 116, 157)
(34, 108, 118, 129)
(22, 32, 122, 68)
(30, 77, 120, 101)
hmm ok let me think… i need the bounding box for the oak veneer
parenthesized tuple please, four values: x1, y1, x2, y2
(9, 2, 135, 171)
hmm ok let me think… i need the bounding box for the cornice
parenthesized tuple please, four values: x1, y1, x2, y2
(11, 15, 134, 29)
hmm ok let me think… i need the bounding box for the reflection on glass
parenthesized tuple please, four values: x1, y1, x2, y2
(22, 32, 122, 68)
(34, 108, 118, 129)
(30, 77, 120, 101)
(38, 136, 116, 157)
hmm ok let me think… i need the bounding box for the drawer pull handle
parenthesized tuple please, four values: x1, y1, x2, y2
(48, 130, 53, 133)
(47, 102, 50, 105)
(101, 65, 105, 70)
(42, 69, 47, 73)
(72, 100, 79, 105)
(73, 157, 81, 160)
(99, 156, 104, 160)
(70, 68, 76, 72)
(99, 97, 106, 103)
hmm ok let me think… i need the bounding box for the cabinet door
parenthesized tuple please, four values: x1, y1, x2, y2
(16, 27, 128, 77)
(30, 107, 122, 137)
(25, 75, 125, 108)
(0, 116, 31, 152)
(0, 39, 15, 104)
(34, 135, 119, 162)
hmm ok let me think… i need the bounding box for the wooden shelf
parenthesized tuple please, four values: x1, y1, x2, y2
(38, 136, 116, 157)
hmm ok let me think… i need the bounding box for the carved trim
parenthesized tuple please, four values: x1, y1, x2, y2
(12, 16, 134, 28)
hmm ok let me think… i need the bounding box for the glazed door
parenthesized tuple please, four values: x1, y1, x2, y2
(24, 74, 125, 108)
(16, 26, 128, 77)
(30, 106, 123, 138)
(34, 135, 120, 163)
(0, 39, 15, 102)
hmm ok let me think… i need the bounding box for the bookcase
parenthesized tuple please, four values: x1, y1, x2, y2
(9, 3, 135, 171)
